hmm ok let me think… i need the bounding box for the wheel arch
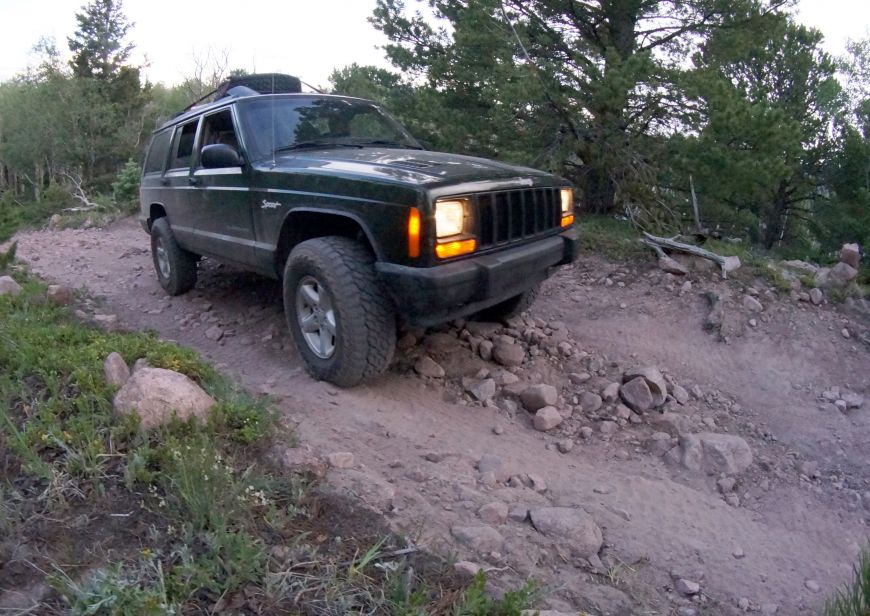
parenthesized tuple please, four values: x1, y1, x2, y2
(274, 208, 382, 277)
(147, 203, 167, 232)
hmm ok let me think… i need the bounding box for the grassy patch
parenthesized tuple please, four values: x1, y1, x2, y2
(577, 214, 649, 261)
(0, 268, 535, 614)
(824, 547, 870, 616)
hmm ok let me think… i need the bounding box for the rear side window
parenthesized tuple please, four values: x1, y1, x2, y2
(143, 130, 172, 174)
(169, 119, 199, 169)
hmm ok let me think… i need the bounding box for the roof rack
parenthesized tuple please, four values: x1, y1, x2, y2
(180, 73, 305, 114)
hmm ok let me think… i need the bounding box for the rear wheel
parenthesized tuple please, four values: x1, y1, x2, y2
(283, 237, 396, 387)
(150, 218, 197, 295)
(474, 284, 541, 322)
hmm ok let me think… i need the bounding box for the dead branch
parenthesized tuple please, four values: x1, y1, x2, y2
(641, 232, 741, 278)
(60, 171, 100, 212)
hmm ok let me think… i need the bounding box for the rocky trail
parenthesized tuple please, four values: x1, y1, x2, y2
(8, 217, 870, 615)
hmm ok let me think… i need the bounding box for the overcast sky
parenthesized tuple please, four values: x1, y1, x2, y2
(0, 0, 867, 88)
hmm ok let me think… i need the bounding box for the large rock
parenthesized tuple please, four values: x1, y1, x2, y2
(816, 262, 858, 289)
(113, 367, 216, 430)
(840, 243, 860, 269)
(533, 406, 563, 431)
(492, 341, 525, 367)
(46, 285, 73, 305)
(451, 525, 505, 553)
(742, 296, 763, 312)
(619, 377, 654, 412)
(529, 507, 603, 558)
(415, 356, 445, 378)
(521, 384, 558, 411)
(623, 366, 667, 407)
(676, 433, 753, 474)
(103, 352, 130, 388)
(467, 378, 497, 402)
(0, 275, 22, 296)
(466, 321, 502, 338)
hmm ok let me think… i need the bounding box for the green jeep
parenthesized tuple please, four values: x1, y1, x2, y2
(140, 74, 578, 387)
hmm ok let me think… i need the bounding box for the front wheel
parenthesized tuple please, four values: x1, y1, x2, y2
(150, 218, 197, 296)
(283, 237, 396, 387)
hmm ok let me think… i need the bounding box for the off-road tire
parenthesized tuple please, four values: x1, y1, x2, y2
(474, 284, 541, 322)
(150, 217, 197, 296)
(283, 237, 396, 387)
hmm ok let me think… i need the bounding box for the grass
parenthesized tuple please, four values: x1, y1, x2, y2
(0, 260, 538, 614)
(577, 215, 650, 262)
(824, 547, 870, 616)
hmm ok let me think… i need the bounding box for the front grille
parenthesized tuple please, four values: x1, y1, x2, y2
(473, 187, 561, 248)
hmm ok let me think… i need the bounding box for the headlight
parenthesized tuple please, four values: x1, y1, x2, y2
(560, 188, 573, 214)
(435, 198, 468, 238)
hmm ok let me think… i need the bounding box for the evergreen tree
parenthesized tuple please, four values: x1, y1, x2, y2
(67, 0, 134, 81)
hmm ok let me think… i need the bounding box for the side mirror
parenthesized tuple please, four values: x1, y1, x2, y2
(201, 143, 242, 168)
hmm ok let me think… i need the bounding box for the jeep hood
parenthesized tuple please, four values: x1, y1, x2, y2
(269, 148, 557, 188)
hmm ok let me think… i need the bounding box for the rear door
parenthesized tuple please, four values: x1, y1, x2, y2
(187, 107, 256, 266)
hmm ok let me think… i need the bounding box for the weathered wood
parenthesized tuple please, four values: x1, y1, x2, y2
(689, 175, 701, 232)
(642, 232, 741, 278)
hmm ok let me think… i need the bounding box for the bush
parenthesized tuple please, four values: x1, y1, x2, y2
(112, 159, 141, 210)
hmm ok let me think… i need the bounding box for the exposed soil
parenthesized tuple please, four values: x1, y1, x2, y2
(8, 217, 870, 615)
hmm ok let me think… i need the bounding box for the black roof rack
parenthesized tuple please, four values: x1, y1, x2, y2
(179, 73, 305, 114)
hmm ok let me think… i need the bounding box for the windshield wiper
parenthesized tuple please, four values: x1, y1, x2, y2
(274, 140, 364, 153)
(354, 139, 424, 150)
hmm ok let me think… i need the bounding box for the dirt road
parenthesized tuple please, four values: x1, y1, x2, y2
(10, 217, 870, 615)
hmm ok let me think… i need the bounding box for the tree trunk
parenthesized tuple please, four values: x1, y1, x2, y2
(762, 181, 789, 249)
(583, 165, 618, 213)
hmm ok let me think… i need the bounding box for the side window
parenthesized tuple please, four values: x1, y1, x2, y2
(169, 119, 199, 169)
(200, 109, 240, 159)
(143, 130, 172, 174)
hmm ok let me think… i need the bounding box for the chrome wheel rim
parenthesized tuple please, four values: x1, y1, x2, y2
(155, 239, 171, 279)
(295, 275, 337, 359)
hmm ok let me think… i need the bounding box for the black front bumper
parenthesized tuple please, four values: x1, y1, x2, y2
(376, 228, 579, 327)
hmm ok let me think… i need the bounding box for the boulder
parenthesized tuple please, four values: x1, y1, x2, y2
(326, 452, 355, 468)
(478, 340, 494, 361)
(619, 377, 654, 412)
(103, 352, 130, 388)
(840, 243, 860, 269)
(113, 367, 216, 430)
(742, 296, 763, 312)
(816, 262, 858, 289)
(46, 284, 73, 305)
(521, 384, 558, 411)
(467, 378, 497, 402)
(533, 406, 563, 431)
(623, 366, 668, 407)
(478, 501, 509, 525)
(579, 391, 603, 412)
(601, 382, 620, 402)
(0, 275, 22, 296)
(529, 507, 603, 558)
(676, 433, 753, 474)
(415, 356, 445, 378)
(492, 341, 525, 367)
(451, 525, 505, 553)
(809, 288, 823, 305)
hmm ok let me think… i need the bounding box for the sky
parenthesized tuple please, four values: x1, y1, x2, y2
(0, 0, 867, 88)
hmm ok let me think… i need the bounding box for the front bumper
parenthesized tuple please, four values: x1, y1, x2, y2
(376, 228, 579, 327)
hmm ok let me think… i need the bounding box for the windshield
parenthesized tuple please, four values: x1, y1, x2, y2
(237, 96, 422, 160)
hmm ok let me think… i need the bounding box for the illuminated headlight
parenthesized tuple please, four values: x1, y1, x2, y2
(560, 188, 573, 214)
(435, 198, 468, 239)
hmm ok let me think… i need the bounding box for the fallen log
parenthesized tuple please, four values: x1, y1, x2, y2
(642, 232, 741, 278)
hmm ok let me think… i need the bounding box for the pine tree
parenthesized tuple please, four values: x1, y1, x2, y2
(67, 0, 134, 81)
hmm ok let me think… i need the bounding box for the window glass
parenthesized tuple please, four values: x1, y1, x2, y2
(199, 109, 240, 157)
(169, 120, 199, 169)
(144, 130, 172, 174)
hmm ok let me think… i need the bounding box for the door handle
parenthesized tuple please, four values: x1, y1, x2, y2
(160, 177, 169, 186)
(188, 177, 199, 186)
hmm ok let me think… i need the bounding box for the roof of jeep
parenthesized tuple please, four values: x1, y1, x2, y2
(153, 93, 377, 134)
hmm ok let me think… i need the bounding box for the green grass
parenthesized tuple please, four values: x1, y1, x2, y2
(0, 265, 536, 615)
(824, 547, 870, 616)
(577, 214, 650, 261)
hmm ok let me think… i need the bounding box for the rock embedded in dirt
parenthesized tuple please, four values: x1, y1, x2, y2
(646, 432, 673, 456)
(533, 406, 563, 431)
(816, 262, 858, 289)
(466, 378, 497, 402)
(415, 355, 445, 378)
(0, 275, 22, 296)
(624, 366, 668, 406)
(659, 255, 689, 275)
(46, 284, 73, 305)
(677, 433, 754, 475)
(619, 376, 654, 412)
(601, 382, 620, 402)
(103, 352, 130, 387)
(671, 384, 689, 405)
(579, 391, 603, 413)
(528, 507, 603, 558)
(329, 469, 396, 513)
(478, 339, 494, 361)
(599, 421, 617, 435)
(717, 477, 737, 494)
(205, 325, 224, 341)
(809, 288, 823, 305)
(557, 439, 575, 453)
(521, 384, 558, 411)
(493, 341, 525, 367)
(580, 426, 593, 439)
(466, 321, 501, 339)
(843, 393, 864, 409)
(840, 242, 860, 269)
(805, 579, 821, 593)
(478, 501, 509, 525)
(675, 579, 701, 596)
(450, 525, 505, 553)
(743, 296, 764, 312)
(569, 372, 591, 384)
(453, 561, 481, 578)
(113, 366, 216, 430)
(326, 452, 355, 468)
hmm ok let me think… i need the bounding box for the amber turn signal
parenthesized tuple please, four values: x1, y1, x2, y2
(560, 214, 574, 228)
(408, 207, 421, 257)
(435, 238, 476, 259)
